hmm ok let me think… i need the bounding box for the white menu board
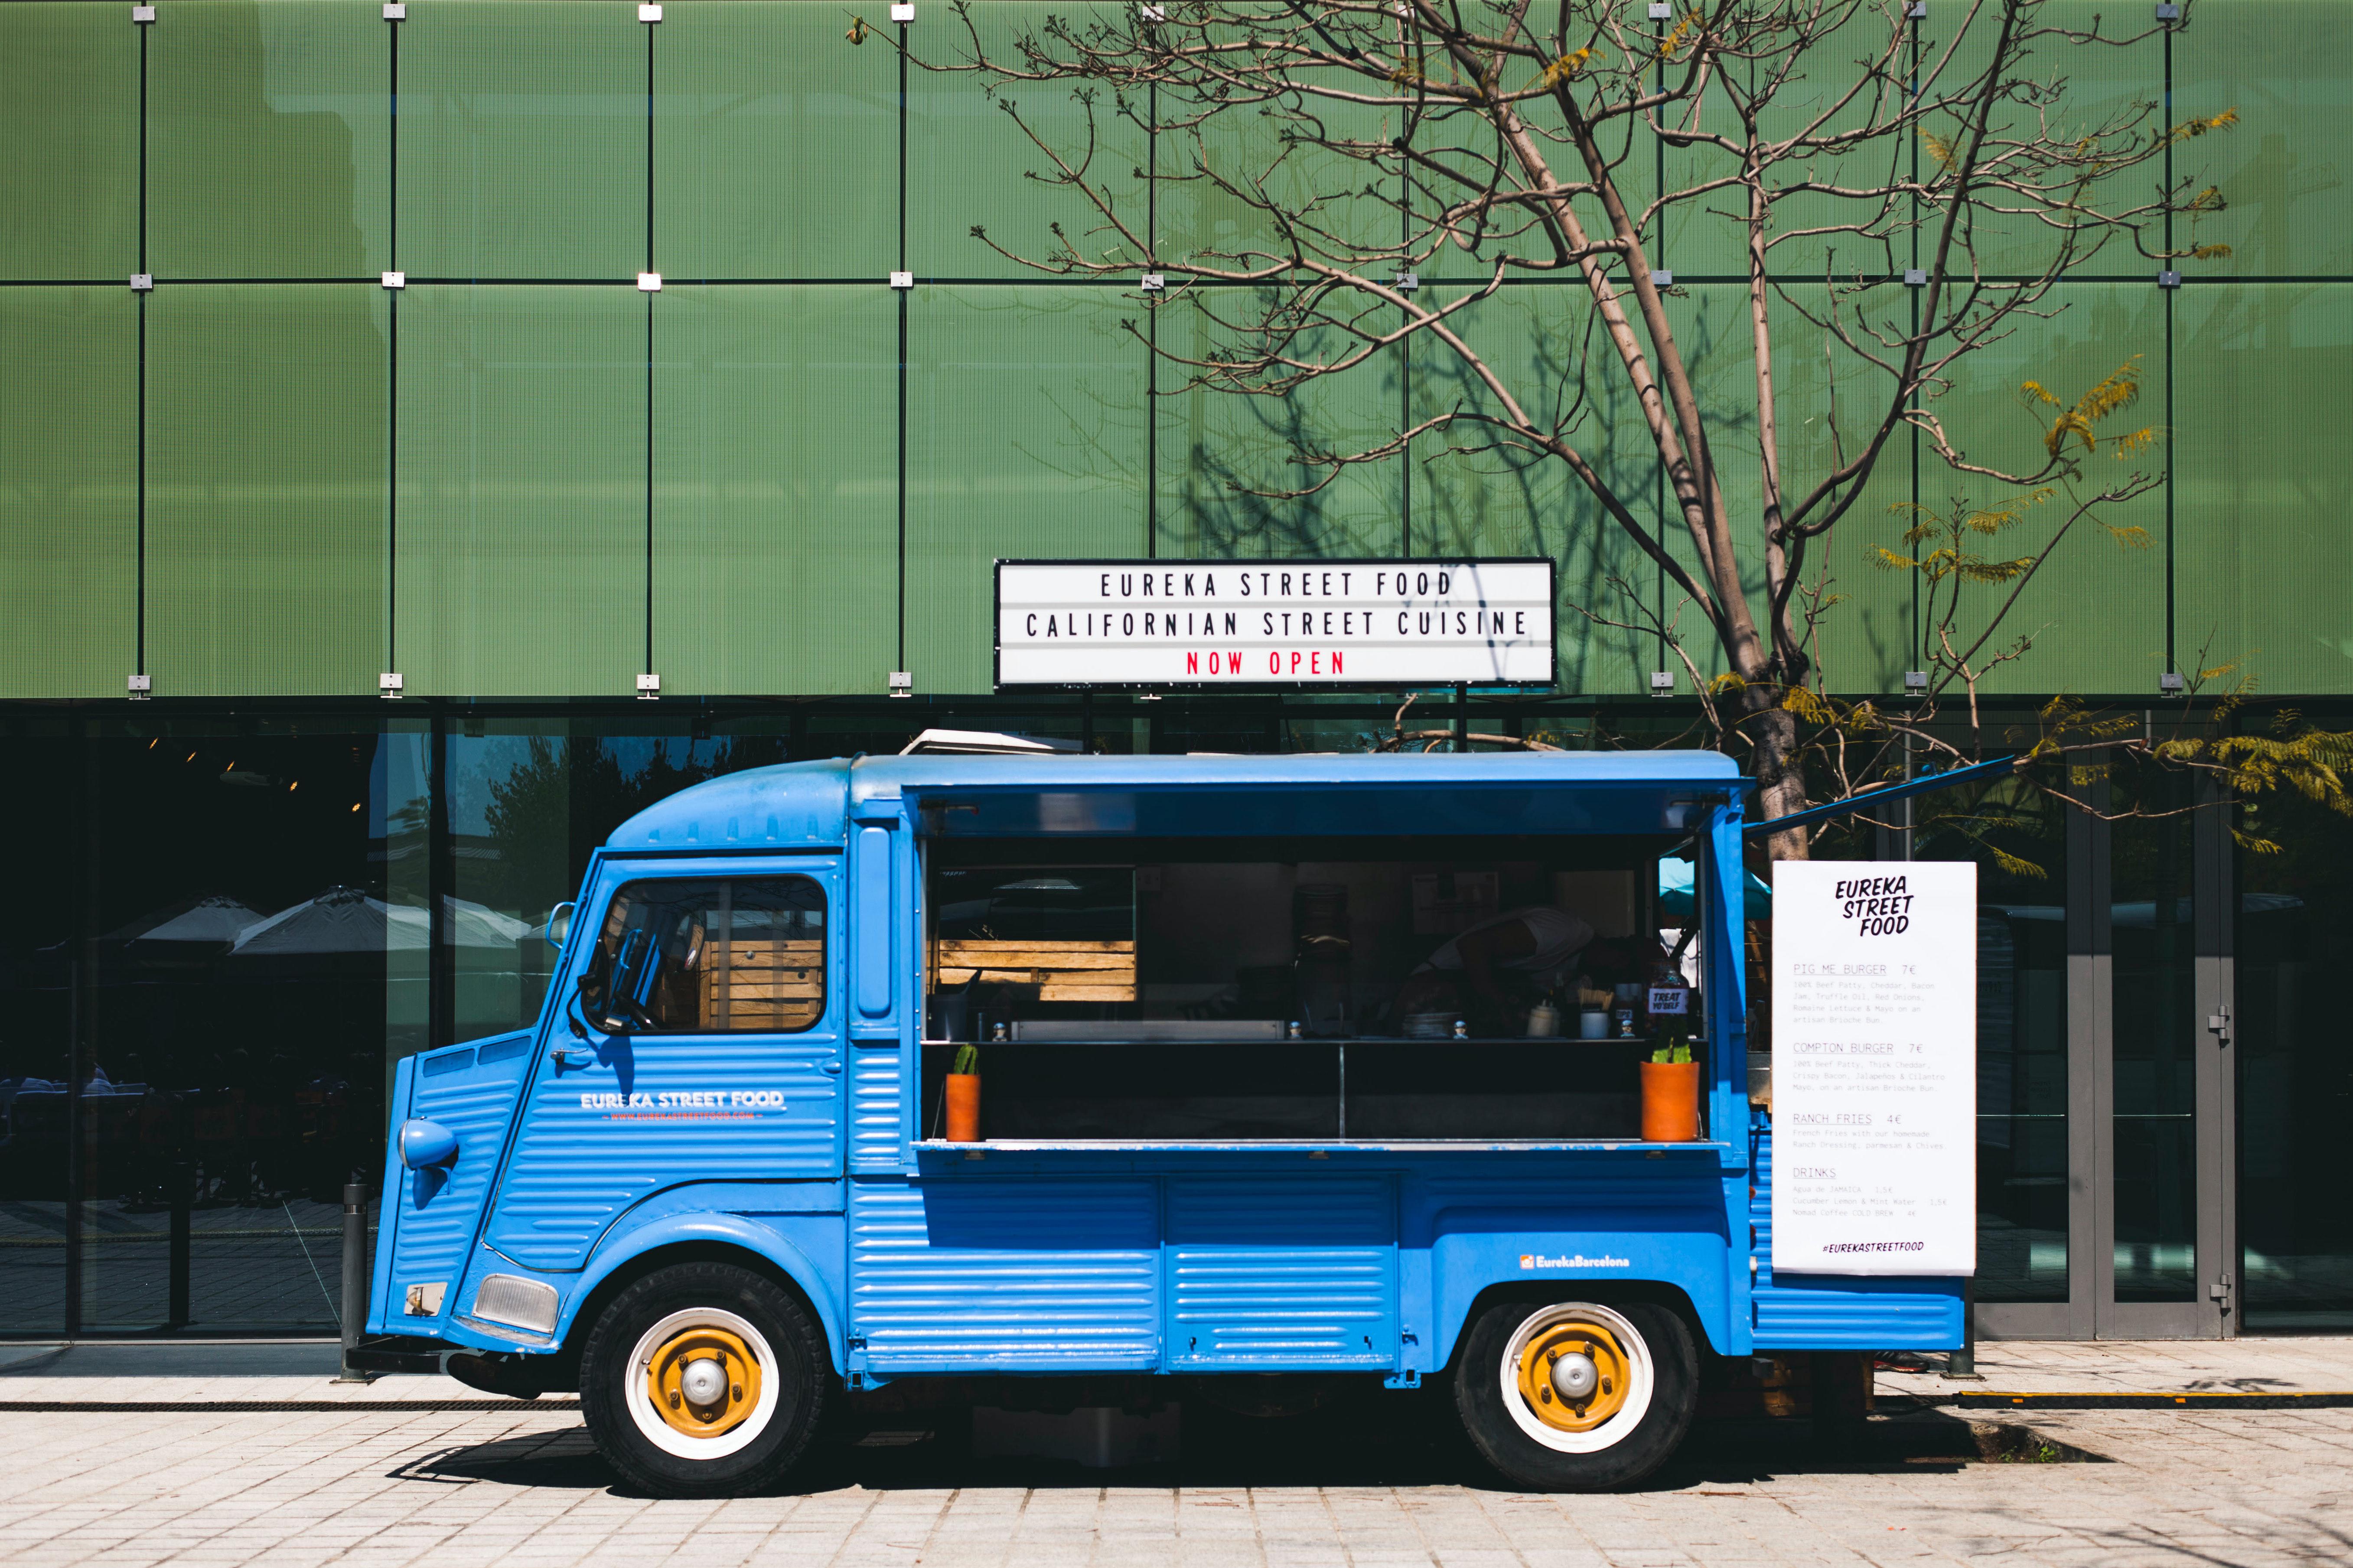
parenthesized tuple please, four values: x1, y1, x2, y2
(1770, 860, 1976, 1276)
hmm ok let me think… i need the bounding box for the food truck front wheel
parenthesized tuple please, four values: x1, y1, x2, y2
(579, 1261, 830, 1498)
(1454, 1299, 1697, 1491)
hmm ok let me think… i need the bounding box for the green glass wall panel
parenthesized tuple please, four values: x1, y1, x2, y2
(397, 285, 643, 696)
(653, 2, 895, 282)
(398, 2, 645, 279)
(653, 286, 898, 693)
(1660, 5, 1918, 281)
(1410, 285, 1651, 695)
(908, 285, 1147, 692)
(1921, 283, 2167, 695)
(2176, 1, 2353, 279)
(1156, 53, 1406, 280)
(0, 289, 137, 698)
(0, 3, 138, 280)
(2177, 284, 2353, 695)
(1724, 286, 1915, 696)
(1641, 285, 1917, 692)
(1661, 3, 2157, 283)
(150, 1, 389, 280)
(1157, 290, 1398, 564)
(908, 2, 1149, 281)
(147, 284, 388, 697)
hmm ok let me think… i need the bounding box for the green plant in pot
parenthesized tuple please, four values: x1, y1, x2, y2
(1640, 1028, 1701, 1142)
(945, 1043, 982, 1142)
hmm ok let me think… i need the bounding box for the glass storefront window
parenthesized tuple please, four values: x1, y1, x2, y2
(1913, 775, 2071, 1303)
(74, 723, 398, 1333)
(2236, 787, 2353, 1331)
(2109, 762, 2200, 1304)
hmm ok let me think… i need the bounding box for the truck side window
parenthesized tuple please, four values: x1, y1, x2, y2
(582, 878, 826, 1034)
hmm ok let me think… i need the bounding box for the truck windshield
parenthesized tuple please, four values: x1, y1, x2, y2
(582, 877, 826, 1034)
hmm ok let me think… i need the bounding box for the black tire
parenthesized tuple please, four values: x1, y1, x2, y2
(579, 1261, 830, 1497)
(1453, 1297, 1697, 1491)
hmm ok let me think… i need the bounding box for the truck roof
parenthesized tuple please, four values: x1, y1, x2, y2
(607, 749, 1744, 851)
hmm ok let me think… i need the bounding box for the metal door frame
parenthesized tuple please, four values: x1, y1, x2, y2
(1977, 759, 2236, 1340)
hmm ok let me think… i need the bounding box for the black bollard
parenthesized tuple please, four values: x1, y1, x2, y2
(334, 1181, 374, 1383)
(1946, 1274, 1978, 1378)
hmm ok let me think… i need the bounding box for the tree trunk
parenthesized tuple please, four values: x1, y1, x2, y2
(1744, 696, 1812, 861)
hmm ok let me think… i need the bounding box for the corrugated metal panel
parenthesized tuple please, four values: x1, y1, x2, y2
(1166, 1177, 1396, 1368)
(850, 1178, 1159, 1370)
(1750, 1130, 1965, 1349)
(388, 1039, 531, 1311)
(847, 1042, 903, 1172)
(486, 1038, 842, 1272)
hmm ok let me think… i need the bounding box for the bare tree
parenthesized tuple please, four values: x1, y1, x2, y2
(890, 0, 2252, 852)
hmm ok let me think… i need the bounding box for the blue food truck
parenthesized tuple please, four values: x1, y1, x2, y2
(368, 748, 1960, 1495)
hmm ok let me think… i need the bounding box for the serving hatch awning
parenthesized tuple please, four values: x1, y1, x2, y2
(869, 750, 1745, 840)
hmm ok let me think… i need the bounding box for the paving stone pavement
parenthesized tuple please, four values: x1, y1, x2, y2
(0, 1389, 2349, 1566)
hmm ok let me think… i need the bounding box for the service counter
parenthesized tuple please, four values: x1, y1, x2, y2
(919, 1036, 1666, 1143)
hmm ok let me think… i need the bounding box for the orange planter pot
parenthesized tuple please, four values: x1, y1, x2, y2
(1639, 1060, 1701, 1142)
(945, 1074, 982, 1143)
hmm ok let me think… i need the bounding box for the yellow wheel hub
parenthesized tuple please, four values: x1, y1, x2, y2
(1515, 1318, 1633, 1432)
(645, 1324, 762, 1440)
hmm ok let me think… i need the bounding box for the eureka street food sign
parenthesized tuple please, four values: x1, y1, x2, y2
(994, 558, 1556, 689)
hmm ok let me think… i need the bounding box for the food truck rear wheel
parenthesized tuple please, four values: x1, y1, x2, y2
(580, 1261, 828, 1497)
(1454, 1299, 1696, 1491)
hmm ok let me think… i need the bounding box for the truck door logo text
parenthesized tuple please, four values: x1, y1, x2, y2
(580, 1090, 785, 1121)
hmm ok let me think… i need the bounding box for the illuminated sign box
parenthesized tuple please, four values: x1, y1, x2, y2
(994, 558, 1556, 690)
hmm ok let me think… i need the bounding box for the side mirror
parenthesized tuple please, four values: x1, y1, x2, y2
(545, 901, 574, 950)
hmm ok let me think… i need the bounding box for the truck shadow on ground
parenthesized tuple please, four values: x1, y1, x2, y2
(393, 1395, 2101, 1496)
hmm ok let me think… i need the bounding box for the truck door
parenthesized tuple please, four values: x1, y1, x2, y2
(482, 863, 844, 1273)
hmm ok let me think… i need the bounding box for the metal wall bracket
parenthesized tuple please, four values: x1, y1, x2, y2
(1650, 670, 1675, 694)
(1906, 1, 1927, 16)
(2160, 670, 2187, 693)
(1904, 670, 1928, 692)
(1394, 270, 1420, 292)
(1648, 2, 1672, 18)
(127, 673, 152, 699)
(890, 2, 915, 20)
(132, 5, 155, 23)
(130, 274, 153, 292)
(381, 270, 405, 290)
(1649, 268, 1674, 287)
(889, 670, 914, 698)
(2159, 270, 2183, 289)
(1139, 2, 1167, 19)
(2156, 3, 2182, 19)
(1139, 272, 1165, 292)
(637, 272, 662, 292)
(637, 673, 661, 699)
(1904, 267, 1927, 286)
(378, 672, 404, 699)
(2206, 1003, 2232, 1045)
(382, 3, 405, 20)
(889, 270, 913, 290)
(638, 3, 662, 22)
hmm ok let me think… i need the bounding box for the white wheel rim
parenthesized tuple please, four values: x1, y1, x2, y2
(624, 1307, 782, 1461)
(1498, 1302, 1655, 1454)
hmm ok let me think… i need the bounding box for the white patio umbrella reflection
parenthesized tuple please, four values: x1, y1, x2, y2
(228, 886, 531, 955)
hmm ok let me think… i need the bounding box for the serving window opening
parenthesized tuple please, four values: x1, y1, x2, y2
(919, 837, 1706, 1144)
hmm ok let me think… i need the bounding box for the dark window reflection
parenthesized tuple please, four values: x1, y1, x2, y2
(2109, 762, 2198, 1303)
(2237, 789, 2353, 1330)
(1916, 780, 2070, 1303)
